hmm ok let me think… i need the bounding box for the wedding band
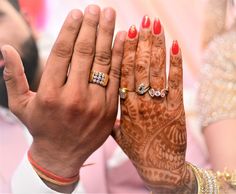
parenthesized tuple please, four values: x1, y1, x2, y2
(148, 88, 168, 98)
(119, 88, 129, 100)
(89, 70, 109, 87)
(136, 83, 150, 95)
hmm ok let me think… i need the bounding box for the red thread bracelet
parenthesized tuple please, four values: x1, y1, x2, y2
(27, 150, 80, 185)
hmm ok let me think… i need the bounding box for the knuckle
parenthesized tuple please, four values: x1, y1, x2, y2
(3, 68, 13, 82)
(83, 17, 98, 29)
(87, 101, 103, 116)
(94, 51, 111, 66)
(150, 70, 161, 78)
(110, 66, 121, 79)
(63, 98, 86, 114)
(52, 41, 73, 58)
(38, 94, 57, 108)
(74, 41, 95, 57)
(66, 24, 79, 35)
(99, 25, 114, 36)
(112, 46, 124, 58)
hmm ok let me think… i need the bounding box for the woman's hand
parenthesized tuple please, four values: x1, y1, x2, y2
(113, 16, 196, 193)
(2, 5, 125, 192)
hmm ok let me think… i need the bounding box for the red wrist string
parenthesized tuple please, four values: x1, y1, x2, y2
(27, 150, 80, 186)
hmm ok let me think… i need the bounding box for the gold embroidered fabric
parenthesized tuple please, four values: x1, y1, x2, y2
(198, 28, 236, 127)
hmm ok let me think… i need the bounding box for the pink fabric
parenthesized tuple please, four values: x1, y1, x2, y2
(0, 109, 28, 193)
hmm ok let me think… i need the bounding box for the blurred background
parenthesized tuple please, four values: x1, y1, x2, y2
(19, 0, 205, 83)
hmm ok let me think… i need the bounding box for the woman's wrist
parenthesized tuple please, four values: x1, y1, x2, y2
(143, 163, 198, 194)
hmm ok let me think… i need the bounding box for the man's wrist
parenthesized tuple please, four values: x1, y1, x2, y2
(28, 142, 82, 193)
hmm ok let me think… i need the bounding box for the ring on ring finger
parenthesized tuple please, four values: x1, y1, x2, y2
(148, 88, 168, 98)
(89, 70, 109, 87)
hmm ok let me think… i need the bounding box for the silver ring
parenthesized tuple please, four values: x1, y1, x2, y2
(136, 83, 150, 95)
(160, 89, 168, 98)
(148, 88, 168, 98)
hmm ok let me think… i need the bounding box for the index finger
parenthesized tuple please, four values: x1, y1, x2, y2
(40, 10, 83, 90)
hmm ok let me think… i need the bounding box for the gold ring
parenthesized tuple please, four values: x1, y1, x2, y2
(89, 70, 109, 87)
(119, 88, 130, 100)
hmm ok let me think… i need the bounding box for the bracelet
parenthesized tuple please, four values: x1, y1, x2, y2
(216, 168, 236, 189)
(187, 162, 219, 194)
(27, 150, 80, 186)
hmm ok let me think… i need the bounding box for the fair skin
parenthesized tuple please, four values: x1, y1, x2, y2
(201, 0, 236, 172)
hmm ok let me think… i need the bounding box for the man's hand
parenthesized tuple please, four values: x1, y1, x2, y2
(113, 16, 197, 193)
(2, 5, 125, 192)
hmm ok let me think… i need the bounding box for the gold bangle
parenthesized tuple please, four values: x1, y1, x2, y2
(216, 168, 236, 189)
(187, 162, 204, 194)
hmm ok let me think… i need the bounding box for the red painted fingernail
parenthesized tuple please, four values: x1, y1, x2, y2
(153, 18, 161, 35)
(172, 40, 179, 55)
(142, 15, 151, 28)
(128, 25, 137, 39)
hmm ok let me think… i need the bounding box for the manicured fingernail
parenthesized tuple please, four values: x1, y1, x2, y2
(71, 10, 81, 20)
(153, 18, 161, 35)
(142, 15, 151, 28)
(128, 25, 137, 39)
(104, 8, 115, 21)
(88, 5, 100, 15)
(172, 40, 179, 55)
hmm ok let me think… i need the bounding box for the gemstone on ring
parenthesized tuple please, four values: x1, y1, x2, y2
(89, 70, 109, 87)
(160, 89, 168, 98)
(148, 88, 155, 97)
(137, 83, 150, 95)
(148, 88, 168, 98)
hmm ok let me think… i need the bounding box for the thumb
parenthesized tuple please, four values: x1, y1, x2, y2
(1, 45, 30, 111)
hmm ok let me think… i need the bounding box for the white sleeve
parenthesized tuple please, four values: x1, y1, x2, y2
(11, 154, 85, 194)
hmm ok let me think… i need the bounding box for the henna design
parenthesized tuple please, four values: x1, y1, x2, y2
(121, 39, 138, 89)
(135, 31, 152, 86)
(150, 32, 166, 89)
(114, 21, 196, 193)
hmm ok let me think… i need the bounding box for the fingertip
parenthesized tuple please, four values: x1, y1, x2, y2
(85, 4, 101, 16)
(70, 9, 83, 20)
(1, 45, 21, 68)
(128, 25, 138, 39)
(171, 40, 181, 56)
(103, 7, 116, 22)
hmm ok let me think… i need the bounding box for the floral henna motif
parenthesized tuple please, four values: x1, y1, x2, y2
(117, 95, 196, 193)
(115, 20, 197, 193)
